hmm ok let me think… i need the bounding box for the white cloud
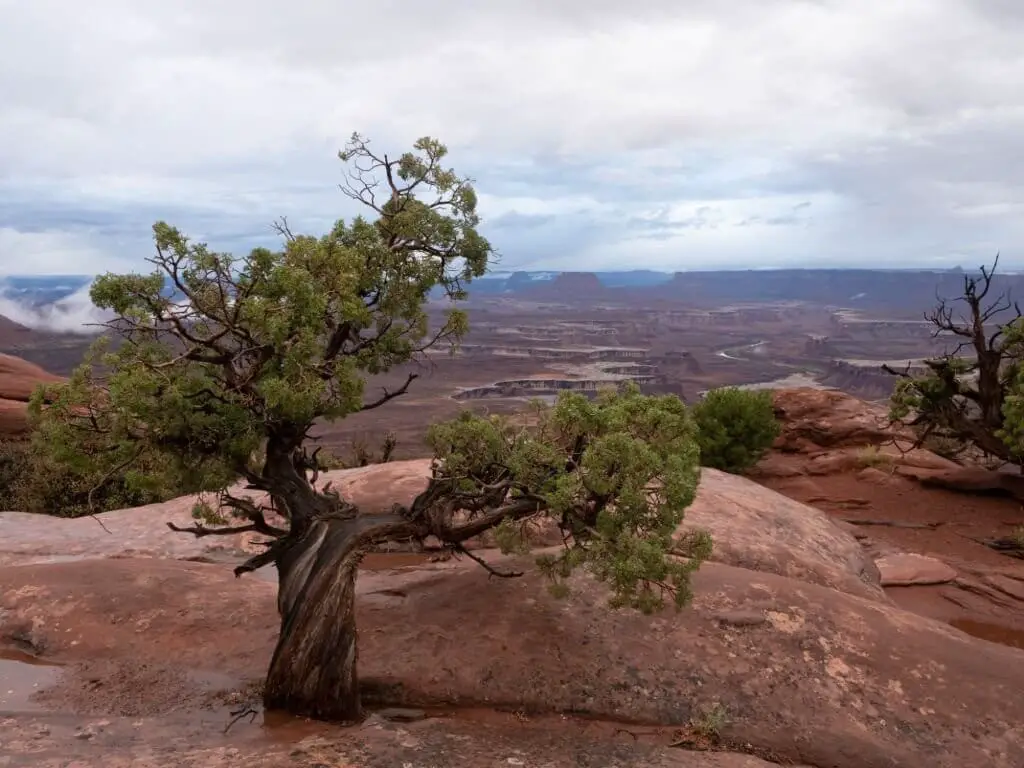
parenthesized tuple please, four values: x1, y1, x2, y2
(2, 0, 1024, 274)
(0, 228, 127, 276)
(0, 283, 111, 332)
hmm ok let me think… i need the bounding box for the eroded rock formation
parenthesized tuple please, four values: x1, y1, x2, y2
(525, 271, 610, 301)
(0, 353, 64, 436)
(817, 359, 898, 400)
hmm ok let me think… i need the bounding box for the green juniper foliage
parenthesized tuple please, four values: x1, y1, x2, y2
(28, 133, 710, 613)
(29, 134, 487, 513)
(428, 385, 710, 612)
(692, 387, 780, 473)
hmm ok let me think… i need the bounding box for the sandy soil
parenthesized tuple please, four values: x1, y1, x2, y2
(762, 469, 1023, 568)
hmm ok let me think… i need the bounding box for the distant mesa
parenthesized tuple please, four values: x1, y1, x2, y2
(525, 272, 609, 300)
(660, 268, 1024, 314)
(504, 271, 537, 292)
(817, 359, 899, 400)
(452, 266, 1024, 310)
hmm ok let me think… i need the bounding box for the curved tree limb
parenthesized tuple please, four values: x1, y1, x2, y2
(449, 543, 524, 578)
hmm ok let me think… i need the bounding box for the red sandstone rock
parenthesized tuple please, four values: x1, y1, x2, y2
(1, 556, 1021, 767)
(770, 387, 899, 450)
(0, 397, 30, 435)
(0, 461, 883, 603)
(752, 388, 961, 484)
(759, 387, 1024, 507)
(323, 458, 433, 512)
(876, 553, 958, 586)
(897, 464, 1024, 502)
(0, 353, 64, 402)
(2, 447, 1024, 766)
(681, 468, 883, 600)
(0, 353, 65, 436)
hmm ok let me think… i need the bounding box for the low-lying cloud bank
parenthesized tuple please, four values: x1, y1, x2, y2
(0, 284, 111, 333)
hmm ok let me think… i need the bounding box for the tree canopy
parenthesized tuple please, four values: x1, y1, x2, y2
(28, 133, 712, 721)
(32, 134, 489, 516)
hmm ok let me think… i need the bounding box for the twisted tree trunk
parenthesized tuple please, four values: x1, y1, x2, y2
(262, 512, 414, 721)
(250, 435, 536, 720)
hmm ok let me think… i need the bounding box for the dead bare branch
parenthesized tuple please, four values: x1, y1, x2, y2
(359, 373, 418, 412)
(450, 543, 524, 579)
(223, 704, 260, 734)
(883, 256, 1022, 463)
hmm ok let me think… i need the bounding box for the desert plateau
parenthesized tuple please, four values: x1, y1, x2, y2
(1, 270, 1023, 768)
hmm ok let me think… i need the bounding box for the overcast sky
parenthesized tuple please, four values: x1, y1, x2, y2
(2, 0, 1023, 276)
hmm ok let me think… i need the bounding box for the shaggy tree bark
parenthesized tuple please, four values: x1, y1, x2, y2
(259, 512, 412, 721)
(169, 420, 539, 722)
(246, 494, 535, 718)
(225, 432, 421, 721)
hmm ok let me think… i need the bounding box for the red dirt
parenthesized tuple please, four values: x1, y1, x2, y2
(761, 468, 1024, 568)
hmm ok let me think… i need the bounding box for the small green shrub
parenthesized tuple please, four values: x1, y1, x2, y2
(0, 439, 31, 505)
(0, 436, 174, 517)
(692, 702, 729, 742)
(692, 387, 781, 473)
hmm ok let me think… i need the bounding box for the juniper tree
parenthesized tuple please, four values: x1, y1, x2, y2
(883, 257, 1024, 465)
(29, 134, 710, 722)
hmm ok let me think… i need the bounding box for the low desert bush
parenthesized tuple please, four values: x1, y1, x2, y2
(692, 387, 781, 473)
(0, 439, 30, 505)
(692, 702, 730, 742)
(1, 426, 402, 517)
(0, 437, 173, 517)
(855, 445, 896, 469)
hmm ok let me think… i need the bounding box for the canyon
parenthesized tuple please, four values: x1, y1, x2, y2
(1, 268, 1023, 766)
(0, 270, 969, 458)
